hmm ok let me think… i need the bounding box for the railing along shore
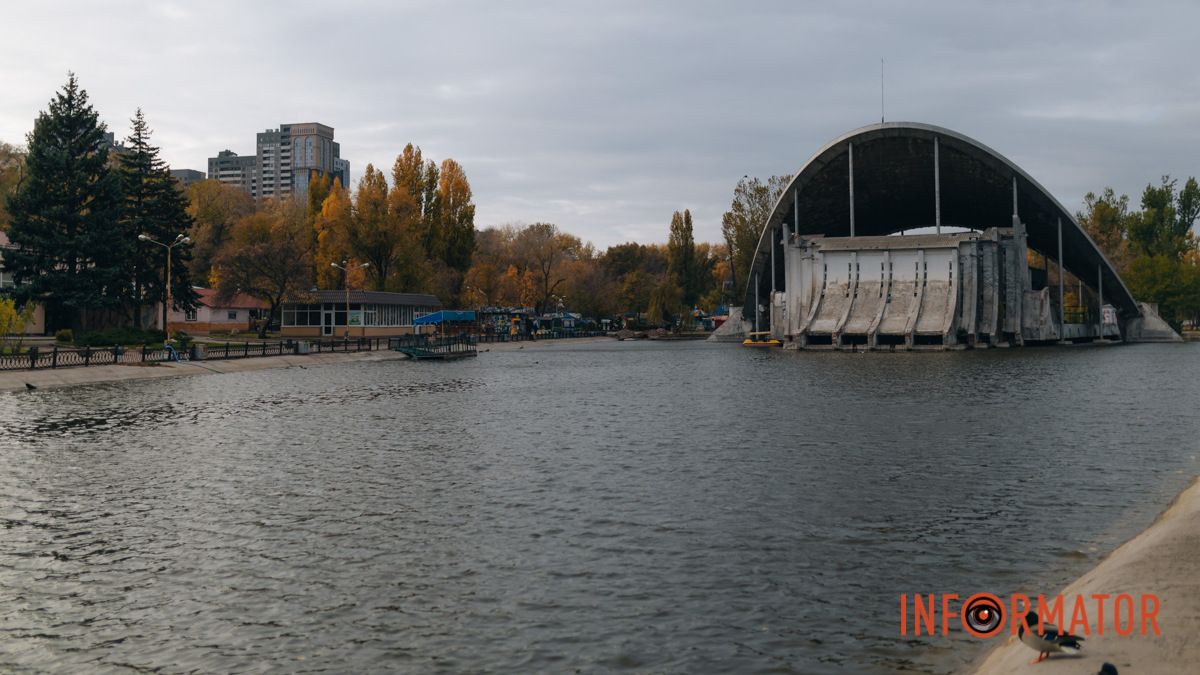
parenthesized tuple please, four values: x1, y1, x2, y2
(0, 331, 609, 371)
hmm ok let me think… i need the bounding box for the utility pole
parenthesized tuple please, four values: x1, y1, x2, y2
(138, 233, 190, 336)
(330, 260, 370, 339)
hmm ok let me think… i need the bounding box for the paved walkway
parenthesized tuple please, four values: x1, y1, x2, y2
(0, 350, 407, 393)
(0, 336, 619, 393)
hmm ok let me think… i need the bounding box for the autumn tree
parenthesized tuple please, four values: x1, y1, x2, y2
(721, 174, 789, 302)
(697, 241, 728, 310)
(438, 158, 476, 272)
(0, 141, 26, 230)
(562, 244, 617, 320)
(421, 158, 442, 261)
(515, 222, 579, 314)
(212, 199, 313, 337)
(602, 242, 667, 315)
(667, 209, 700, 309)
(349, 164, 398, 289)
(1077, 188, 1133, 275)
(306, 171, 333, 217)
(186, 179, 254, 283)
(341, 164, 425, 293)
(4, 75, 125, 331)
(313, 178, 352, 289)
(462, 226, 513, 306)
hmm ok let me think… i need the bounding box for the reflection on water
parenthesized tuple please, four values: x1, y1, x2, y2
(2, 341, 1198, 673)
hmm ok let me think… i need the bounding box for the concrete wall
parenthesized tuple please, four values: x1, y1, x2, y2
(1124, 302, 1183, 342)
(737, 223, 1171, 350)
(771, 227, 1127, 350)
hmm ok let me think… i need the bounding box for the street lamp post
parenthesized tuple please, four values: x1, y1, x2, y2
(138, 233, 190, 336)
(330, 260, 370, 339)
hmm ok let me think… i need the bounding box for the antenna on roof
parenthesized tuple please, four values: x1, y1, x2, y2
(880, 58, 885, 124)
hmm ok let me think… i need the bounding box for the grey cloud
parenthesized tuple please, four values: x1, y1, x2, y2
(2, 1, 1197, 248)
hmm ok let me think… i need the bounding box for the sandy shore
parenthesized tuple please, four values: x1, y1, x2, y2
(0, 336, 619, 393)
(971, 475, 1200, 674)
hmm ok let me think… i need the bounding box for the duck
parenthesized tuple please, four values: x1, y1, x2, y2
(1018, 610, 1084, 663)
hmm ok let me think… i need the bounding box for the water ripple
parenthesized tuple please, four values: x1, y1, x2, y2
(1, 343, 1198, 673)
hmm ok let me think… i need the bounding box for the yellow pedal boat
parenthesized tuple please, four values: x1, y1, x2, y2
(742, 331, 782, 347)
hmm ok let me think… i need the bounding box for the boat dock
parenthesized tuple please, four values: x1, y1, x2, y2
(389, 335, 478, 360)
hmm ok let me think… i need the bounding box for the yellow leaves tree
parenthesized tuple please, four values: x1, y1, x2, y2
(185, 179, 255, 284)
(212, 199, 313, 336)
(0, 298, 36, 352)
(345, 164, 428, 293)
(313, 178, 352, 288)
(438, 158, 475, 271)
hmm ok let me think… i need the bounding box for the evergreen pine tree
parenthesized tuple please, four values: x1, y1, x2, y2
(119, 109, 198, 329)
(5, 74, 125, 331)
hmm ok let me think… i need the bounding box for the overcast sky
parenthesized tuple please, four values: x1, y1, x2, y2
(2, 1, 1198, 248)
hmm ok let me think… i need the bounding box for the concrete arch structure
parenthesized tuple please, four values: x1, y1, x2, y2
(739, 122, 1174, 348)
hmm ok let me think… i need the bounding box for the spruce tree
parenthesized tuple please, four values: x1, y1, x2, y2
(5, 74, 125, 331)
(118, 109, 198, 329)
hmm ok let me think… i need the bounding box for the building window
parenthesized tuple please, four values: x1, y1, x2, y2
(227, 310, 238, 320)
(185, 309, 197, 322)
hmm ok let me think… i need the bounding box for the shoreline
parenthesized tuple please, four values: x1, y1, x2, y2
(0, 336, 617, 393)
(969, 474, 1200, 674)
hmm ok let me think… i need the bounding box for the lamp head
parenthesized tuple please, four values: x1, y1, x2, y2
(138, 234, 150, 241)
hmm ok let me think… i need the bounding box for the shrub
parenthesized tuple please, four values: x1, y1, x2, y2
(76, 327, 167, 347)
(55, 328, 74, 343)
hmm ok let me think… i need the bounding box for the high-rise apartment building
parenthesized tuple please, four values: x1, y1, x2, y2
(208, 150, 257, 194)
(207, 122, 350, 201)
(169, 169, 206, 191)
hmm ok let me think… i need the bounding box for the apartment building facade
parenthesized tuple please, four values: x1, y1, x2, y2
(207, 122, 350, 201)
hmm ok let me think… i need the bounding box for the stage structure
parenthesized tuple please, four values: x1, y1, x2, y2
(740, 123, 1179, 349)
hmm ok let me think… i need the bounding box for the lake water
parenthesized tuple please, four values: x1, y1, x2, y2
(2, 340, 1198, 673)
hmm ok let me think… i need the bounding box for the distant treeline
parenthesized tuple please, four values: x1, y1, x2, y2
(1077, 177, 1200, 329)
(1, 75, 786, 335)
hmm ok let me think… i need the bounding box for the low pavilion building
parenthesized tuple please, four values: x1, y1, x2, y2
(280, 290, 441, 338)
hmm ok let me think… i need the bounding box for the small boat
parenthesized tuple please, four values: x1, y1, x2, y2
(742, 331, 782, 347)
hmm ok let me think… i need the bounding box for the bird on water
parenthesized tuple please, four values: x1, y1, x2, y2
(25, 382, 37, 391)
(1097, 663, 1118, 675)
(1018, 610, 1084, 663)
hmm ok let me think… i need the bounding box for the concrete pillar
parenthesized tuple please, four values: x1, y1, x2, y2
(793, 189, 799, 240)
(1057, 217, 1065, 337)
(754, 273, 760, 333)
(934, 136, 941, 234)
(848, 142, 856, 237)
(1097, 265, 1104, 338)
(770, 225, 775, 294)
(1010, 177, 1026, 345)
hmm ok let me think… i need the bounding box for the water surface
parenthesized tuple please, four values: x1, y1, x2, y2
(2, 341, 1198, 673)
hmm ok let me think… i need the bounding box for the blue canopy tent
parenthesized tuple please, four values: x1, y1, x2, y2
(413, 310, 477, 334)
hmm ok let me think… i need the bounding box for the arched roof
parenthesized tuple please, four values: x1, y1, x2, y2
(742, 122, 1139, 318)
